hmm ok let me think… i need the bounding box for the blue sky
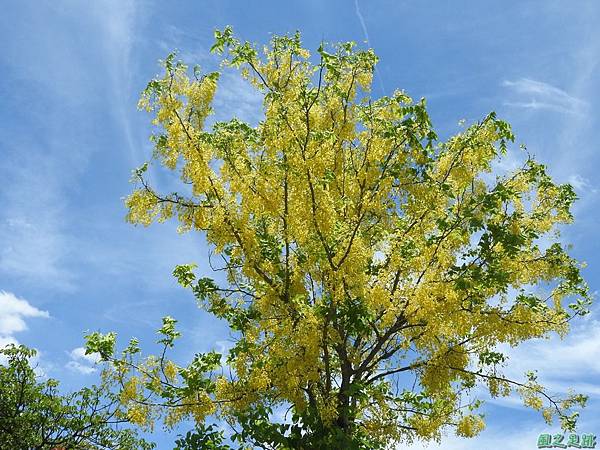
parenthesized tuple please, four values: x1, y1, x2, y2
(1, 1, 599, 448)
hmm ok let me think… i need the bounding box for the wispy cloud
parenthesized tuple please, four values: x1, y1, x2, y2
(157, 24, 212, 65)
(155, 26, 263, 127)
(443, 317, 600, 419)
(89, 0, 140, 164)
(404, 422, 556, 450)
(503, 78, 587, 115)
(0, 1, 139, 291)
(0, 171, 75, 291)
(502, 319, 600, 388)
(401, 315, 600, 449)
(568, 174, 597, 195)
(212, 71, 263, 126)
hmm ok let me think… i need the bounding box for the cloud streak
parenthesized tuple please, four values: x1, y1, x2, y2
(503, 78, 587, 115)
(354, 0, 386, 95)
(501, 319, 600, 387)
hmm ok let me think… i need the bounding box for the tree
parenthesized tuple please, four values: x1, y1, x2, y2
(0, 344, 153, 449)
(86, 28, 591, 449)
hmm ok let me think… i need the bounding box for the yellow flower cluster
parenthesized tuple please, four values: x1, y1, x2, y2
(456, 414, 486, 438)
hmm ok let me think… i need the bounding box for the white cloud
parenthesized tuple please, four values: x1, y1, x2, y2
(0, 335, 18, 348)
(0, 336, 18, 365)
(503, 78, 587, 115)
(0, 291, 49, 365)
(69, 346, 101, 364)
(66, 346, 100, 375)
(0, 291, 49, 336)
(66, 360, 97, 375)
(214, 339, 234, 356)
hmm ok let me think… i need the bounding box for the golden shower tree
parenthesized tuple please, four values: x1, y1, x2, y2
(86, 28, 590, 449)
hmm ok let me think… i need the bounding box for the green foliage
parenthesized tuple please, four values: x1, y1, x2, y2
(85, 331, 117, 361)
(158, 316, 182, 347)
(174, 424, 232, 450)
(0, 344, 153, 450)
